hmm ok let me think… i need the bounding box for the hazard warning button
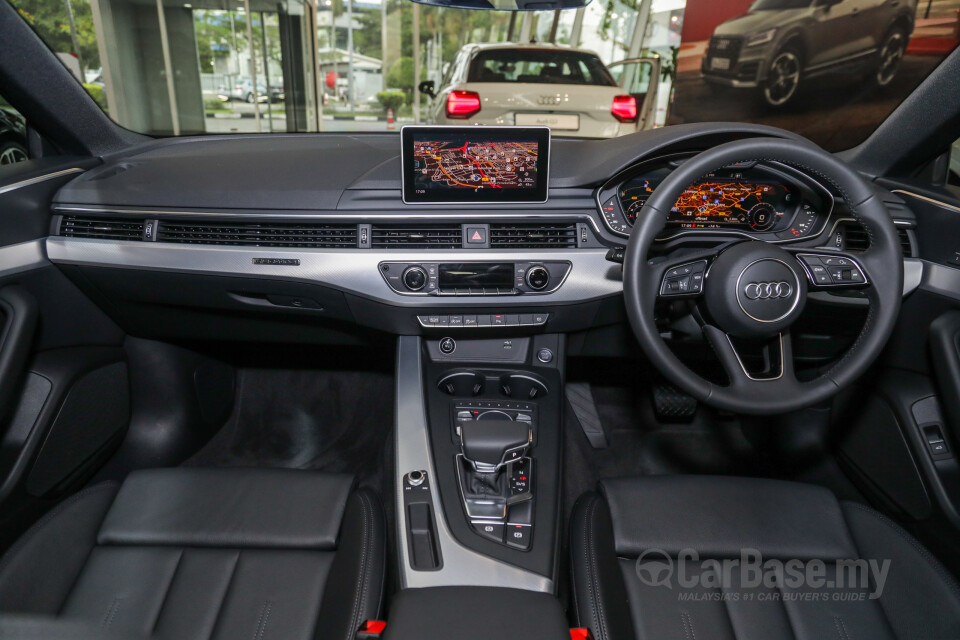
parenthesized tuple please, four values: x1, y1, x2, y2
(466, 227, 487, 244)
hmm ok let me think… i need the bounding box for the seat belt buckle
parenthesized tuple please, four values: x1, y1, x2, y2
(570, 629, 595, 640)
(357, 620, 387, 639)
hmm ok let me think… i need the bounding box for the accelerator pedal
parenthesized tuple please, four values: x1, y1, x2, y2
(565, 382, 608, 449)
(652, 384, 698, 423)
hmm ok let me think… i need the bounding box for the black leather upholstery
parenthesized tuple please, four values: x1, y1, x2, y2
(571, 476, 960, 640)
(0, 468, 385, 640)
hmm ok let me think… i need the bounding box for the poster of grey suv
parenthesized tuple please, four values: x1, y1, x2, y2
(702, 0, 916, 107)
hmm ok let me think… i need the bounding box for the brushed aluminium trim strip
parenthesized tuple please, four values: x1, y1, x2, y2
(0, 168, 85, 197)
(45, 238, 623, 307)
(891, 189, 960, 215)
(394, 336, 552, 592)
(0, 240, 48, 277)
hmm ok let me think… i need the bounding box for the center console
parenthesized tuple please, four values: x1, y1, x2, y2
(395, 332, 563, 592)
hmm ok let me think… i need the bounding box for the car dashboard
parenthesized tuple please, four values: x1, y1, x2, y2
(43, 125, 918, 346)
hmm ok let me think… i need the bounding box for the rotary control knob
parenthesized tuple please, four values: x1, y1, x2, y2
(402, 266, 427, 291)
(525, 265, 550, 291)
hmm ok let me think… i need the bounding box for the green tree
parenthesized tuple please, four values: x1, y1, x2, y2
(10, 0, 100, 72)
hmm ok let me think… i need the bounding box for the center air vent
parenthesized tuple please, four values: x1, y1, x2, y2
(157, 221, 358, 248)
(370, 224, 462, 249)
(59, 216, 144, 241)
(489, 223, 577, 249)
(839, 221, 914, 257)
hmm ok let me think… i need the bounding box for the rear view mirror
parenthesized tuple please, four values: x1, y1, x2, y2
(409, 0, 590, 10)
(418, 80, 437, 98)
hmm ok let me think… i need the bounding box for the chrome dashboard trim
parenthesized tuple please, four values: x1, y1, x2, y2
(394, 336, 552, 592)
(0, 168, 85, 197)
(45, 238, 623, 307)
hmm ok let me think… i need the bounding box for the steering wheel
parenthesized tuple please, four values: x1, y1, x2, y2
(623, 137, 903, 415)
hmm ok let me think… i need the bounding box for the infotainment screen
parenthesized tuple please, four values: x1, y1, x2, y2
(401, 125, 550, 204)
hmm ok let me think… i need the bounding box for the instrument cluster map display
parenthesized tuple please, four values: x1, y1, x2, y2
(401, 126, 550, 204)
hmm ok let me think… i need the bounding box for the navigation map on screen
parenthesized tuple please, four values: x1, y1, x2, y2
(412, 140, 538, 191)
(401, 126, 550, 204)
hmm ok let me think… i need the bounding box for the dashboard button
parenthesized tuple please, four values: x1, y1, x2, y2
(525, 266, 550, 291)
(492, 314, 506, 326)
(402, 266, 427, 291)
(449, 315, 464, 327)
(464, 315, 478, 327)
(506, 524, 532, 550)
(476, 314, 491, 327)
(537, 348, 554, 364)
(471, 521, 504, 543)
(533, 313, 549, 325)
(519, 314, 534, 326)
(439, 337, 456, 355)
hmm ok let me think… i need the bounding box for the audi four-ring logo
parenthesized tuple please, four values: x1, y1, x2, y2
(744, 282, 793, 300)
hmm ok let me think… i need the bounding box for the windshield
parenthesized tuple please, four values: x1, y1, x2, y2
(749, 0, 812, 10)
(6, 0, 959, 150)
(467, 49, 616, 85)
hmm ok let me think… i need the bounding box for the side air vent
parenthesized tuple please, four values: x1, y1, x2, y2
(60, 216, 144, 241)
(489, 223, 577, 249)
(370, 224, 462, 249)
(840, 222, 914, 257)
(157, 221, 358, 248)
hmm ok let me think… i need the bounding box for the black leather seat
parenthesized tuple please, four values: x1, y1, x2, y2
(571, 475, 960, 640)
(0, 468, 385, 640)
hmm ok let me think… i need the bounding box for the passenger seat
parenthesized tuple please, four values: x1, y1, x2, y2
(0, 468, 385, 640)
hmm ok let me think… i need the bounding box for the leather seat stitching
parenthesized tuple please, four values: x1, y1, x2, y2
(345, 491, 372, 640)
(584, 495, 609, 640)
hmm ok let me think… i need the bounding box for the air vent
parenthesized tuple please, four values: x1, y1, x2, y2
(842, 223, 870, 252)
(60, 216, 144, 241)
(840, 222, 914, 256)
(370, 224, 462, 249)
(157, 221, 358, 248)
(489, 223, 577, 249)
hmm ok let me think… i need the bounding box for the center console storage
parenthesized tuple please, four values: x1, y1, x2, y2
(381, 587, 570, 640)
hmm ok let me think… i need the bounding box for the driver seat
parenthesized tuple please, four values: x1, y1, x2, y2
(570, 475, 960, 640)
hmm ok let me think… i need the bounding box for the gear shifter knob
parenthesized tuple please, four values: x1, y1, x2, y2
(460, 418, 531, 472)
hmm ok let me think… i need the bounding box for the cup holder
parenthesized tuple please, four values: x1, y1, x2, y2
(437, 370, 485, 397)
(499, 373, 548, 399)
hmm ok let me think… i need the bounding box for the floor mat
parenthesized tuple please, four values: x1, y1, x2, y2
(184, 368, 394, 491)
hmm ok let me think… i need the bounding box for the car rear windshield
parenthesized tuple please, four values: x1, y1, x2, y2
(750, 0, 814, 9)
(467, 50, 617, 86)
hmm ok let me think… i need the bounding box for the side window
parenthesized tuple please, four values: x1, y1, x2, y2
(0, 96, 29, 166)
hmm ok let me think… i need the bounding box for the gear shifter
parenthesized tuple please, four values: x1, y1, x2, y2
(460, 418, 530, 473)
(457, 416, 532, 520)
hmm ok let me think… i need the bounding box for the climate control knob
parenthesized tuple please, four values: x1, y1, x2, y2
(525, 265, 550, 291)
(402, 266, 427, 291)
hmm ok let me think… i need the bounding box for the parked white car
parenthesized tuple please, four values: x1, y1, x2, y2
(419, 43, 659, 138)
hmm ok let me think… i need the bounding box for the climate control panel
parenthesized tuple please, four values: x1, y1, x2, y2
(379, 261, 572, 296)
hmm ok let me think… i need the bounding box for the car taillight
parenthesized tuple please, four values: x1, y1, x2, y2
(447, 90, 481, 119)
(611, 95, 638, 123)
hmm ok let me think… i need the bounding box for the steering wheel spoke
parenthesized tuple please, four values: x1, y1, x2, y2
(790, 250, 871, 290)
(652, 248, 720, 300)
(703, 325, 797, 389)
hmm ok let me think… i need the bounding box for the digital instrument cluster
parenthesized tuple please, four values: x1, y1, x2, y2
(597, 158, 833, 242)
